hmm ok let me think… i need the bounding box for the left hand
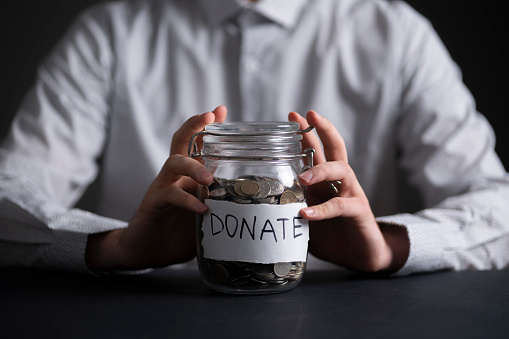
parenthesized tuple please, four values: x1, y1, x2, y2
(288, 111, 409, 272)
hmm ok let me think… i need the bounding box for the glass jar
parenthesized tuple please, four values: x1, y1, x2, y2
(189, 121, 314, 294)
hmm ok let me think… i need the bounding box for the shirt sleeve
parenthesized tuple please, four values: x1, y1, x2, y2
(378, 2, 509, 275)
(0, 5, 127, 273)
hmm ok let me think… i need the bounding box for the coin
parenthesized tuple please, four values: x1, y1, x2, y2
(214, 177, 225, 187)
(208, 263, 230, 285)
(267, 179, 284, 196)
(251, 263, 275, 279)
(253, 180, 271, 199)
(234, 180, 249, 197)
(274, 262, 292, 277)
(279, 190, 298, 204)
(228, 186, 237, 197)
(232, 197, 252, 204)
(292, 183, 305, 200)
(254, 197, 277, 204)
(241, 180, 261, 196)
(210, 187, 227, 198)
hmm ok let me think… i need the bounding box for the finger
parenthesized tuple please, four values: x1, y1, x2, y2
(288, 111, 326, 164)
(305, 111, 348, 163)
(170, 111, 216, 156)
(153, 154, 213, 188)
(301, 196, 363, 220)
(145, 184, 208, 214)
(299, 160, 358, 194)
(191, 105, 229, 158)
(213, 105, 228, 123)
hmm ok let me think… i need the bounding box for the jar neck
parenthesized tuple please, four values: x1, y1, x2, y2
(197, 122, 305, 160)
(202, 134, 302, 160)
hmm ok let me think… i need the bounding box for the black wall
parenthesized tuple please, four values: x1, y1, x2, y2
(1, 1, 507, 169)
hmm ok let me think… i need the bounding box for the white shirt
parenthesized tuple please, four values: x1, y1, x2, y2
(1, 0, 508, 274)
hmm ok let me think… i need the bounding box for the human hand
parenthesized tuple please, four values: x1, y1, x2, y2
(288, 111, 409, 272)
(85, 106, 228, 271)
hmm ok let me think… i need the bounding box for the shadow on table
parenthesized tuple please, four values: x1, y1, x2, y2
(0, 266, 408, 297)
(0, 267, 207, 296)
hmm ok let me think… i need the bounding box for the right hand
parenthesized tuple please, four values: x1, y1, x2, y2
(85, 106, 227, 271)
(289, 111, 409, 273)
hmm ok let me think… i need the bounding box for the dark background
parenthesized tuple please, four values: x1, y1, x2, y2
(1, 0, 508, 169)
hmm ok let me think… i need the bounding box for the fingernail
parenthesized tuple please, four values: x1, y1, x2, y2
(198, 169, 213, 180)
(200, 112, 213, 121)
(300, 171, 313, 182)
(303, 207, 314, 216)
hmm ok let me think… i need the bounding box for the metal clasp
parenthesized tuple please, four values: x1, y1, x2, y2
(188, 131, 208, 158)
(302, 148, 315, 171)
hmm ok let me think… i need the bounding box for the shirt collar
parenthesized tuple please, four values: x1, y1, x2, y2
(198, 0, 308, 28)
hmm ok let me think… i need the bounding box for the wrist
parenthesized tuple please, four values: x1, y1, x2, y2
(85, 229, 125, 271)
(378, 222, 410, 272)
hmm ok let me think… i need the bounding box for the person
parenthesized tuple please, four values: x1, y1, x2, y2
(1, 0, 508, 275)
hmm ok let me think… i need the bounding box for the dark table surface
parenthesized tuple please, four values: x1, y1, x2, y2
(1, 267, 508, 339)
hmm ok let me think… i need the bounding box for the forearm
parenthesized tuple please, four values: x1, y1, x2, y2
(377, 175, 509, 275)
(0, 175, 127, 273)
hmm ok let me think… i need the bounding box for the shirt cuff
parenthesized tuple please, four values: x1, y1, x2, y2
(39, 209, 129, 275)
(39, 229, 91, 273)
(376, 213, 448, 276)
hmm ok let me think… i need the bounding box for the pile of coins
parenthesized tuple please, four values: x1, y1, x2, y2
(198, 175, 307, 291)
(200, 175, 305, 205)
(200, 260, 306, 291)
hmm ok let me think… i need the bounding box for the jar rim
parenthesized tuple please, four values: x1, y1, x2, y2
(205, 121, 301, 135)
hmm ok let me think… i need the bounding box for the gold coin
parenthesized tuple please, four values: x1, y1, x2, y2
(279, 190, 298, 204)
(234, 180, 248, 196)
(241, 180, 260, 196)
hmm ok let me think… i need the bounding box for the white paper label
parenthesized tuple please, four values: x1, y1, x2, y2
(201, 199, 309, 263)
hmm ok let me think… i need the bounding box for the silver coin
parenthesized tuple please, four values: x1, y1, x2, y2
(253, 197, 277, 204)
(214, 177, 225, 187)
(274, 262, 292, 277)
(292, 183, 305, 200)
(253, 180, 271, 199)
(232, 197, 252, 204)
(210, 187, 227, 198)
(267, 180, 285, 196)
